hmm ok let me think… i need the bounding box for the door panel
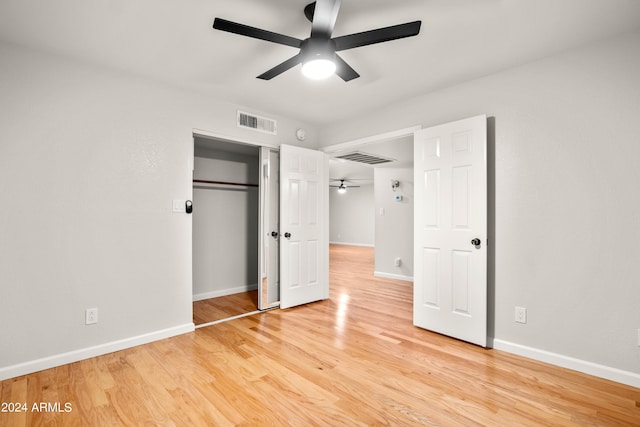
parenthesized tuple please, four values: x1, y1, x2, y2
(280, 144, 329, 309)
(422, 249, 440, 307)
(452, 250, 470, 314)
(414, 115, 487, 347)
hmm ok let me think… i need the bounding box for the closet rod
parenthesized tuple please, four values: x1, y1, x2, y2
(193, 179, 259, 188)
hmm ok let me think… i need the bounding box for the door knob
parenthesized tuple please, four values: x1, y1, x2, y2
(284, 232, 291, 239)
(471, 238, 481, 246)
(271, 231, 279, 238)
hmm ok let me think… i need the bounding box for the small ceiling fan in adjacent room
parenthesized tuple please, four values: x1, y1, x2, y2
(212, 0, 421, 81)
(330, 179, 360, 194)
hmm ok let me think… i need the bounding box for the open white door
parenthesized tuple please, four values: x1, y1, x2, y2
(279, 144, 329, 309)
(258, 147, 280, 310)
(413, 115, 487, 347)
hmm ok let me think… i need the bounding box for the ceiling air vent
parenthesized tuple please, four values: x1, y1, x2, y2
(334, 151, 395, 165)
(237, 110, 277, 135)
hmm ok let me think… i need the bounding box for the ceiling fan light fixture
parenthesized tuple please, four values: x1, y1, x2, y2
(302, 57, 336, 80)
(213, 2, 422, 82)
(300, 38, 336, 80)
(337, 185, 347, 194)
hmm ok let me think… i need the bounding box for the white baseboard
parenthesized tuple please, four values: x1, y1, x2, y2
(374, 271, 414, 282)
(0, 323, 195, 381)
(330, 241, 375, 247)
(492, 339, 640, 388)
(193, 284, 258, 302)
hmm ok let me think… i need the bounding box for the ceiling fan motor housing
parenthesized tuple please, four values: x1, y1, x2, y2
(301, 38, 336, 63)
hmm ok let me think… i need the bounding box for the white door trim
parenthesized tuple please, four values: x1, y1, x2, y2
(320, 125, 422, 154)
(192, 128, 279, 150)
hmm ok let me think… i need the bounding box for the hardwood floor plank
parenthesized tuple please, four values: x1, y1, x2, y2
(1, 245, 639, 426)
(193, 290, 258, 325)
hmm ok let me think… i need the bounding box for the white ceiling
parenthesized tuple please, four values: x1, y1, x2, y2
(1, 0, 639, 128)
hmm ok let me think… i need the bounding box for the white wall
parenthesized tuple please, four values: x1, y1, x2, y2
(192, 146, 259, 300)
(329, 184, 374, 246)
(320, 31, 640, 381)
(2, 28, 639, 385)
(374, 169, 414, 281)
(0, 41, 316, 379)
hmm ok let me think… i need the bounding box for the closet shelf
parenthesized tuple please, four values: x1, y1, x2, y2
(193, 179, 259, 188)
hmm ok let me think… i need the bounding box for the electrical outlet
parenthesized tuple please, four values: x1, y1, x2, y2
(85, 308, 98, 325)
(394, 257, 402, 267)
(515, 306, 527, 324)
(637, 329, 640, 347)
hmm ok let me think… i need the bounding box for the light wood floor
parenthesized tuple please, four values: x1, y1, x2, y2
(2, 245, 639, 426)
(193, 290, 259, 325)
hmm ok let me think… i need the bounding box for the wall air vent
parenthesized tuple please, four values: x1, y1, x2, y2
(334, 151, 395, 165)
(237, 111, 277, 135)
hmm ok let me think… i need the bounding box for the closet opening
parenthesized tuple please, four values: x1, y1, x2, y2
(191, 130, 333, 323)
(192, 135, 263, 326)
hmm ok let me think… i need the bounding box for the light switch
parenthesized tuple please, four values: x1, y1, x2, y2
(173, 200, 185, 213)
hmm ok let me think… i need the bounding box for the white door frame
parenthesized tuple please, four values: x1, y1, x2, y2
(190, 129, 279, 322)
(193, 128, 279, 150)
(320, 126, 422, 156)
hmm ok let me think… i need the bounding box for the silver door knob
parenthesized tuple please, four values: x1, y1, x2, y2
(471, 238, 481, 246)
(284, 232, 291, 239)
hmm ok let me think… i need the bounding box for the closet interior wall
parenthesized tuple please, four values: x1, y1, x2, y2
(192, 137, 260, 303)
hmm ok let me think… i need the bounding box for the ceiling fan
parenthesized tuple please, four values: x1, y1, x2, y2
(212, 0, 421, 81)
(330, 179, 360, 193)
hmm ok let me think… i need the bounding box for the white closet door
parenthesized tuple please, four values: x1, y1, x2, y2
(279, 144, 329, 309)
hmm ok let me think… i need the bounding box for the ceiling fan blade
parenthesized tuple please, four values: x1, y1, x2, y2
(213, 18, 302, 48)
(334, 54, 360, 81)
(333, 21, 422, 51)
(311, 0, 342, 39)
(257, 54, 303, 80)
